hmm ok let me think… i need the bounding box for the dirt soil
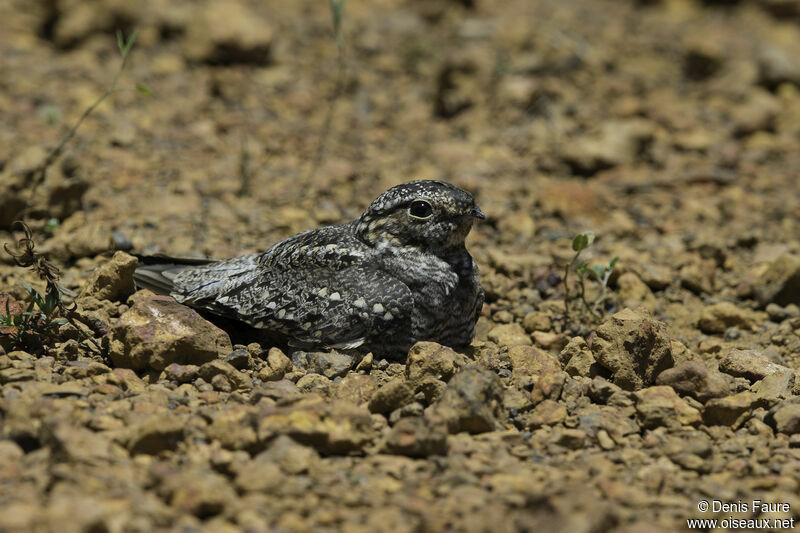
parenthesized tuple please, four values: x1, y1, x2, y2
(2, 0, 800, 531)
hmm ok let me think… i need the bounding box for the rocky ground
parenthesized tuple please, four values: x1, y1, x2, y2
(2, 0, 800, 531)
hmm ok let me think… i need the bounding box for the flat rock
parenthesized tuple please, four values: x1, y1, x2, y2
(198, 360, 253, 390)
(591, 308, 674, 390)
(751, 371, 796, 406)
(719, 348, 791, 383)
(80, 251, 138, 302)
(634, 386, 702, 429)
(126, 415, 186, 455)
(507, 345, 561, 379)
(703, 391, 760, 426)
(655, 360, 729, 403)
(697, 301, 762, 334)
(258, 398, 375, 454)
(107, 291, 231, 371)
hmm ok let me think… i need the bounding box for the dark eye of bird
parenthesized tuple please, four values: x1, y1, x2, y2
(409, 200, 433, 219)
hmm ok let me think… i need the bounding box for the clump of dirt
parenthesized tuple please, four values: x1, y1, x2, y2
(1, 0, 800, 531)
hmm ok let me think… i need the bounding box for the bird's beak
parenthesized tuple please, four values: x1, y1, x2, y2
(469, 206, 486, 220)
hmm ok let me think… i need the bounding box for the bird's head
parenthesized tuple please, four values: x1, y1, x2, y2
(356, 180, 485, 254)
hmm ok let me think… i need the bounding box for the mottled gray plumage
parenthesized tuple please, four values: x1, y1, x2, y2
(134, 180, 485, 357)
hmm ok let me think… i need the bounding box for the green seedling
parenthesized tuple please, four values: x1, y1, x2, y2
(2, 222, 103, 357)
(564, 231, 618, 322)
(304, 0, 347, 184)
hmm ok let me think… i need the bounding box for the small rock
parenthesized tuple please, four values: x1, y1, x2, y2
(525, 399, 567, 428)
(198, 360, 253, 390)
(531, 331, 568, 351)
(250, 380, 301, 404)
(617, 272, 657, 313)
(330, 373, 378, 405)
(592, 308, 674, 390)
(107, 292, 232, 371)
(225, 348, 253, 370)
(758, 43, 800, 89)
(163, 363, 200, 384)
(719, 348, 792, 383)
(697, 301, 762, 334)
(634, 386, 702, 429)
(383, 416, 448, 457)
(683, 35, 724, 80)
(79, 251, 138, 301)
(431, 366, 505, 434)
(487, 323, 532, 346)
(405, 342, 468, 387)
(295, 373, 332, 394)
(703, 391, 759, 426)
(127, 415, 186, 455)
(765, 401, 800, 435)
(561, 119, 654, 176)
(182, 0, 274, 65)
(766, 303, 800, 321)
(732, 90, 779, 136)
(751, 371, 796, 406)
(522, 311, 551, 333)
(355, 352, 373, 372)
(164, 468, 237, 518)
(234, 457, 283, 493)
(655, 360, 729, 403)
(752, 254, 800, 306)
(507, 345, 561, 380)
(560, 337, 599, 378)
(637, 262, 672, 291)
(258, 347, 292, 382)
(258, 435, 319, 475)
(679, 258, 715, 295)
(531, 368, 567, 404)
(368, 377, 414, 414)
(551, 428, 587, 450)
(258, 399, 376, 454)
(291, 350, 354, 379)
(43, 422, 113, 464)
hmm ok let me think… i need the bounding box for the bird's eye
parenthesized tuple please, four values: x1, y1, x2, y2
(409, 200, 433, 219)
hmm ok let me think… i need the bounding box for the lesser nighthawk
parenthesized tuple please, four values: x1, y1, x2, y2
(134, 180, 485, 358)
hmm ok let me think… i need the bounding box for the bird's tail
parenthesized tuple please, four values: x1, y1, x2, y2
(133, 255, 215, 296)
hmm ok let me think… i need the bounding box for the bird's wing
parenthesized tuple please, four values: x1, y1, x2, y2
(168, 228, 414, 349)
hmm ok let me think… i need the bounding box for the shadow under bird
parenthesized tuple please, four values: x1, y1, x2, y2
(133, 180, 485, 358)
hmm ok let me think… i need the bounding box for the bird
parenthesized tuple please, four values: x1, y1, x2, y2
(133, 180, 485, 358)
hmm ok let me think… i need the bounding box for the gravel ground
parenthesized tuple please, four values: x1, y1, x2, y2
(1, 0, 800, 531)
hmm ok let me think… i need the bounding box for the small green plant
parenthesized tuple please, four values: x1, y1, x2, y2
(2, 222, 102, 356)
(0, 284, 69, 348)
(304, 0, 347, 185)
(564, 231, 618, 322)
